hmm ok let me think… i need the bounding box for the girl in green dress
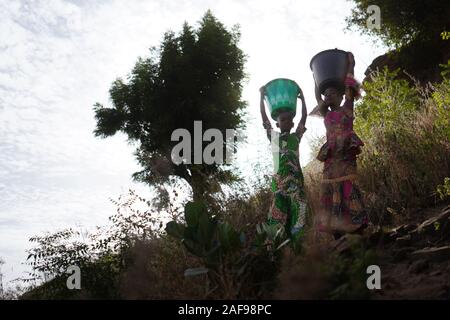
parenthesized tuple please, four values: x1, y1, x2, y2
(259, 85, 308, 246)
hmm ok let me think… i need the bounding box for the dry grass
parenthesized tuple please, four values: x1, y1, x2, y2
(119, 238, 206, 299)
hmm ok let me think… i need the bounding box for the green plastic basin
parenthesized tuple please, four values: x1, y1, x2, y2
(264, 78, 300, 120)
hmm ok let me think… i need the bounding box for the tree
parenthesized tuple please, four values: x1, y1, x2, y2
(346, 0, 450, 48)
(346, 1, 450, 84)
(93, 11, 247, 204)
(0, 257, 4, 297)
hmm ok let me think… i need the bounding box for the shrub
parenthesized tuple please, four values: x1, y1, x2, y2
(275, 236, 377, 299)
(354, 65, 450, 223)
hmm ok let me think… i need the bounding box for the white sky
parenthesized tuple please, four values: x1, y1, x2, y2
(0, 0, 386, 287)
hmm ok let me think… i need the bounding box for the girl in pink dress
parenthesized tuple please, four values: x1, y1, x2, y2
(315, 52, 368, 239)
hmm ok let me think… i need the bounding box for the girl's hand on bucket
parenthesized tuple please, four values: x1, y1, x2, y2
(318, 99, 330, 109)
(347, 52, 355, 70)
(298, 88, 305, 101)
(259, 86, 266, 95)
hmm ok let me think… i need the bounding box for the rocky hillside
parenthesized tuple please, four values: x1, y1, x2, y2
(372, 204, 450, 299)
(330, 204, 450, 299)
(364, 40, 450, 85)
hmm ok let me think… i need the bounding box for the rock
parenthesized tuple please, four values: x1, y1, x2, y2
(442, 216, 450, 237)
(368, 228, 393, 246)
(395, 234, 411, 246)
(393, 247, 416, 262)
(331, 234, 363, 254)
(408, 228, 421, 242)
(363, 41, 450, 86)
(391, 224, 418, 235)
(381, 275, 401, 290)
(379, 225, 406, 244)
(368, 229, 381, 245)
(408, 259, 429, 274)
(411, 246, 450, 262)
(430, 270, 442, 277)
(414, 209, 450, 235)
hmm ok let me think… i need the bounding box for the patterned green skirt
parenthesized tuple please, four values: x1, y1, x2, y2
(268, 170, 308, 245)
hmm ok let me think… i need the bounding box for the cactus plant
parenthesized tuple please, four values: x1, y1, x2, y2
(165, 201, 292, 298)
(165, 201, 245, 273)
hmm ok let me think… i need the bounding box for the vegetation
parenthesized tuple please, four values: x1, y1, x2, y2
(165, 199, 291, 299)
(346, 0, 449, 48)
(17, 174, 379, 300)
(305, 63, 450, 226)
(7, 5, 449, 301)
(17, 175, 276, 299)
(437, 177, 450, 201)
(354, 65, 450, 222)
(93, 11, 247, 204)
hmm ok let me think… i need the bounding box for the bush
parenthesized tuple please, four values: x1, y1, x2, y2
(354, 65, 450, 224)
(346, 0, 447, 48)
(275, 236, 377, 299)
(436, 177, 450, 200)
(19, 177, 282, 300)
(20, 190, 177, 299)
(164, 178, 291, 299)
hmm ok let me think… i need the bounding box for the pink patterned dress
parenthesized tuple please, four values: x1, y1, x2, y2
(317, 99, 368, 233)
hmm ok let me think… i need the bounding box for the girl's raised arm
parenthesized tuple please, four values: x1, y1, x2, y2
(315, 83, 329, 117)
(295, 89, 307, 139)
(343, 85, 355, 118)
(343, 52, 359, 118)
(260, 86, 272, 140)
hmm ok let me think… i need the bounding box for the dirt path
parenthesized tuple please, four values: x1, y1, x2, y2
(369, 204, 450, 299)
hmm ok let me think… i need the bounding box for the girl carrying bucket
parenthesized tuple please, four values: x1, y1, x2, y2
(259, 79, 309, 248)
(311, 51, 368, 239)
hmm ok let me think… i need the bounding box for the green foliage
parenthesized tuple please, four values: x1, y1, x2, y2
(166, 199, 294, 298)
(436, 177, 450, 200)
(19, 176, 381, 300)
(19, 167, 275, 300)
(325, 240, 377, 300)
(25, 229, 90, 283)
(20, 190, 167, 299)
(431, 62, 450, 138)
(254, 223, 291, 257)
(352, 63, 450, 220)
(274, 236, 378, 299)
(439, 61, 450, 79)
(166, 201, 243, 297)
(93, 11, 247, 203)
(346, 0, 449, 48)
(355, 67, 420, 136)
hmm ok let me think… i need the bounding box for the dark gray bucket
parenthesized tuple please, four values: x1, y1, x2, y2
(310, 49, 348, 94)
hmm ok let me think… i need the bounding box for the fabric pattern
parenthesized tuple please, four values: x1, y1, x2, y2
(317, 99, 368, 232)
(267, 130, 308, 243)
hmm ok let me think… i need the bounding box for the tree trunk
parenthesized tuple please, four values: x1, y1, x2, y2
(191, 171, 206, 203)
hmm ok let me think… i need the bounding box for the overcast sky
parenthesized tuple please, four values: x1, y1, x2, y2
(0, 0, 386, 287)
